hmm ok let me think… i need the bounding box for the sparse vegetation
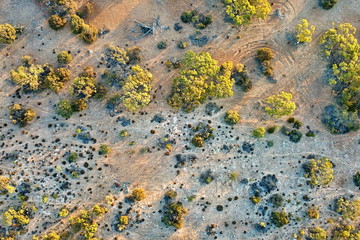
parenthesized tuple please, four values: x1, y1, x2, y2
(130, 188, 146, 202)
(162, 202, 188, 229)
(336, 197, 360, 220)
(253, 127, 265, 138)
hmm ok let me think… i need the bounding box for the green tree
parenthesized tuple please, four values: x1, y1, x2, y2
(168, 51, 235, 112)
(71, 76, 96, 100)
(121, 65, 153, 112)
(303, 158, 334, 187)
(253, 127, 265, 138)
(257, 47, 274, 62)
(271, 211, 289, 227)
(336, 197, 360, 220)
(48, 15, 67, 30)
(162, 202, 188, 229)
(296, 19, 316, 43)
(307, 227, 327, 240)
(56, 100, 74, 118)
(264, 92, 296, 118)
(9, 104, 36, 127)
(131, 188, 146, 202)
(57, 51, 73, 64)
(70, 15, 85, 34)
(0, 24, 16, 44)
(80, 24, 98, 44)
(224, 110, 240, 125)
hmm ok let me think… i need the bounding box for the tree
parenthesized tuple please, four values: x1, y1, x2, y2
(320, 0, 337, 9)
(162, 202, 188, 229)
(71, 76, 96, 100)
(0, 176, 16, 194)
(80, 24, 98, 44)
(70, 15, 85, 34)
(71, 98, 87, 111)
(121, 65, 153, 112)
(307, 206, 320, 219)
(257, 47, 274, 61)
(56, 100, 74, 118)
(224, 0, 271, 26)
(336, 197, 360, 220)
(264, 92, 296, 118)
(224, 110, 240, 125)
(9, 104, 36, 127)
(168, 51, 235, 112)
(57, 51, 73, 64)
(99, 144, 111, 155)
(2, 207, 30, 226)
(48, 15, 66, 30)
(253, 127, 265, 138)
(271, 211, 289, 227)
(0, 24, 16, 44)
(131, 188, 146, 202)
(354, 171, 360, 187)
(307, 227, 327, 240)
(296, 19, 316, 43)
(303, 158, 334, 187)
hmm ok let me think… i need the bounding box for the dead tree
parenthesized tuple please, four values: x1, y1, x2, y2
(127, 16, 169, 40)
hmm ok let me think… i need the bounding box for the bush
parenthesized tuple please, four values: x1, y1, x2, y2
(224, 110, 240, 125)
(257, 47, 274, 62)
(261, 60, 273, 76)
(48, 15, 67, 30)
(165, 190, 177, 200)
(271, 211, 289, 227)
(303, 158, 334, 187)
(131, 188, 146, 202)
(269, 194, 284, 208)
(0, 23, 16, 44)
(336, 197, 360, 220)
(354, 171, 360, 187)
(296, 19, 316, 43)
(178, 40, 188, 49)
(0, 176, 16, 194)
(253, 127, 265, 138)
(59, 208, 69, 217)
(71, 98, 87, 112)
(322, 105, 359, 134)
(56, 100, 74, 118)
(267, 126, 279, 134)
(158, 41, 167, 49)
(118, 215, 129, 231)
(71, 75, 97, 100)
(162, 202, 187, 229)
(232, 64, 252, 92)
(307, 206, 320, 219)
(224, 0, 271, 25)
(265, 92, 296, 118)
(2, 206, 30, 226)
(191, 136, 204, 147)
(181, 10, 197, 23)
(307, 227, 327, 240)
(200, 170, 215, 184)
(70, 15, 85, 34)
(57, 51, 73, 64)
(99, 144, 111, 155)
(9, 104, 36, 127)
(80, 24, 98, 44)
(320, 0, 337, 9)
(67, 152, 78, 162)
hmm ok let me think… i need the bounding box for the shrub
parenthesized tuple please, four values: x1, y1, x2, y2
(261, 60, 273, 76)
(303, 158, 334, 187)
(99, 144, 111, 155)
(118, 215, 129, 231)
(191, 123, 214, 147)
(229, 172, 239, 181)
(80, 24, 98, 44)
(131, 188, 146, 202)
(251, 196, 261, 204)
(232, 63, 252, 92)
(200, 170, 215, 184)
(67, 152, 78, 162)
(307, 206, 320, 219)
(322, 105, 359, 134)
(257, 47, 274, 62)
(269, 194, 284, 208)
(307, 227, 327, 240)
(48, 15, 66, 30)
(165, 190, 177, 200)
(354, 171, 360, 187)
(253, 127, 265, 138)
(92, 205, 108, 216)
(102, 44, 129, 66)
(56, 100, 74, 118)
(336, 197, 360, 220)
(224, 0, 271, 25)
(9, 104, 36, 127)
(265, 92, 296, 118)
(296, 19, 316, 43)
(320, 0, 337, 9)
(2, 207, 30, 226)
(71, 98, 87, 112)
(59, 208, 69, 217)
(71, 76, 96, 100)
(271, 211, 289, 227)
(43, 232, 61, 240)
(0, 176, 16, 194)
(70, 15, 85, 34)
(0, 23, 16, 44)
(224, 110, 240, 125)
(157, 41, 167, 49)
(162, 202, 187, 229)
(57, 51, 73, 64)
(181, 10, 197, 23)
(127, 47, 142, 65)
(178, 40, 188, 49)
(191, 136, 204, 147)
(267, 126, 278, 134)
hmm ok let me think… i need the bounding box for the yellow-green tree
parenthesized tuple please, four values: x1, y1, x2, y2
(2, 207, 30, 226)
(0, 24, 16, 44)
(168, 51, 235, 112)
(307, 227, 327, 240)
(71, 76, 96, 100)
(224, 0, 271, 26)
(296, 19, 316, 43)
(264, 92, 296, 118)
(0, 176, 15, 194)
(303, 158, 334, 186)
(121, 65, 153, 112)
(336, 197, 360, 220)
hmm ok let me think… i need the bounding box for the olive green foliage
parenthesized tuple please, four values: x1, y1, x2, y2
(10, 56, 70, 92)
(56, 100, 74, 118)
(265, 92, 296, 118)
(320, 0, 337, 9)
(322, 105, 359, 134)
(303, 158, 334, 187)
(165, 190, 178, 199)
(178, 41, 188, 49)
(67, 152, 78, 162)
(99, 144, 111, 155)
(70, 210, 98, 239)
(70, 15, 97, 44)
(257, 47, 274, 76)
(168, 51, 235, 112)
(0, 23, 16, 44)
(59, 208, 69, 217)
(48, 15, 66, 30)
(331, 224, 360, 239)
(70, 15, 85, 34)
(162, 202, 188, 229)
(336, 197, 360, 220)
(307, 206, 320, 219)
(354, 171, 360, 187)
(320, 23, 360, 132)
(71, 75, 96, 100)
(9, 104, 36, 127)
(307, 227, 327, 240)
(131, 188, 146, 202)
(0, 176, 16, 194)
(43, 232, 61, 240)
(269, 194, 284, 208)
(251, 196, 261, 204)
(57, 51, 73, 64)
(296, 19, 316, 43)
(71, 98, 87, 112)
(253, 127, 265, 138)
(271, 211, 289, 227)
(92, 205, 108, 216)
(180, 10, 213, 29)
(224, 110, 240, 125)
(232, 63, 252, 92)
(121, 65, 153, 112)
(191, 123, 215, 147)
(51, 0, 77, 16)
(200, 170, 215, 184)
(118, 215, 129, 231)
(267, 126, 279, 134)
(281, 126, 303, 143)
(102, 44, 129, 67)
(224, 0, 271, 25)
(157, 41, 167, 49)
(77, 2, 95, 19)
(2, 207, 30, 226)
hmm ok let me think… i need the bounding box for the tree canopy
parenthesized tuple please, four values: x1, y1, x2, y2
(0, 23, 16, 44)
(296, 19, 316, 43)
(264, 92, 296, 118)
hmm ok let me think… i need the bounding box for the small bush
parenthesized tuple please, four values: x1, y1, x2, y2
(322, 104, 359, 134)
(307, 227, 327, 240)
(48, 15, 66, 30)
(320, 0, 337, 9)
(353, 171, 360, 187)
(131, 188, 146, 202)
(59, 208, 69, 217)
(70, 15, 85, 34)
(307, 206, 320, 219)
(99, 144, 111, 155)
(287, 117, 295, 123)
(253, 127, 265, 138)
(269, 194, 284, 208)
(157, 41, 167, 49)
(57, 51, 73, 64)
(118, 215, 129, 231)
(267, 126, 278, 134)
(303, 158, 334, 187)
(178, 41, 188, 49)
(200, 170, 215, 184)
(271, 211, 289, 227)
(181, 10, 197, 23)
(67, 152, 78, 162)
(336, 197, 360, 220)
(0, 23, 17, 44)
(80, 24, 98, 44)
(71, 99, 87, 112)
(9, 104, 36, 127)
(165, 190, 177, 200)
(162, 202, 187, 229)
(224, 110, 240, 125)
(56, 100, 74, 118)
(257, 47, 274, 62)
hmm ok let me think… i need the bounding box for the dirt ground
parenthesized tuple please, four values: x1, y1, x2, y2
(0, 0, 360, 239)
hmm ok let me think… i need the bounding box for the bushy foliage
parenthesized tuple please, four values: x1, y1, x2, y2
(70, 15, 85, 34)
(157, 41, 167, 49)
(0, 23, 16, 44)
(180, 10, 213, 29)
(99, 144, 111, 155)
(224, 0, 271, 25)
(2, 207, 30, 226)
(322, 105, 359, 134)
(177, 40, 188, 49)
(131, 188, 146, 202)
(303, 158, 334, 187)
(80, 24, 98, 44)
(331, 224, 360, 239)
(265, 92, 296, 118)
(102, 44, 129, 67)
(320, 0, 337, 9)
(253, 127, 265, 138)
(168, 51, 235, 112)
(269, 194, 284, 208)
(56, 100, 74, 118)
(232, 63, 252, 92)
(336, 197, 360, 220)
(69, 207, 106, 239)
(191, 122, 215, 147)
(121, 65, 153, 112)
(58, 208, 69, 217)
(48, 15, 66, 30)
(271, 211, 289, 227)
(57, 51, 73, 64)
(42, 232, 61, 240)
(118, 215, 129, 231)
(9, 104, 36, 127)
(162, 202, 188, 229)
(307, 206, 320, 219)
(307, 227, 327, 240)
(224, 110, 240, 125)
(296, 19, 315, 43)
(257, 47, 274, 62)
(71, 98, 87, 112)
(71, 76, 96, 100)
(354, 171, 360, 187)
(0, 176, 16, 194)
